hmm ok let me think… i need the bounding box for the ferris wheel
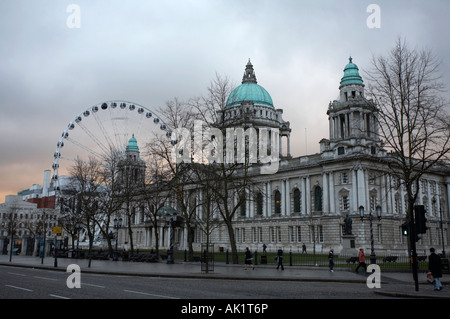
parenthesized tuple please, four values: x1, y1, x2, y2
(51, 100, 173, 194)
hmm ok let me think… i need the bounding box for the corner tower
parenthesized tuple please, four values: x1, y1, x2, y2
(118, 134, 146, 185)
(321, 57, 384, 158)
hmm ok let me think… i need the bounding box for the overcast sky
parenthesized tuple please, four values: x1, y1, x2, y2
(0, 0, 449, 202)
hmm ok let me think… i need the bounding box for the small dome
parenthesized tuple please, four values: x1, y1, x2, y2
(225, 60, 274, 109)
(340, 56, 364, 87)
(126, 134, 139, 152)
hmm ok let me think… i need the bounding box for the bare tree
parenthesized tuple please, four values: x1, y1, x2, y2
(365, 38, 450, 290)
(189, 73, 252, 264)
(69, 156, 103, 267)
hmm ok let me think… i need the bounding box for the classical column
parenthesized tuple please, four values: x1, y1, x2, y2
(352, 169, 358, 212)
(281, 180, 285, 216)
(249, 185, 254, 218)
(322, 173, 329, 213)
(287, 134, 291, 157)
(285, 178, 290, 216)
(426, 179, 432, 216)
(329, 171, 335, 214)
(306, 176, 311, 215)
(301, 177, 306, 215)
(381, 173, 387, 214)
(267, 181, 272, 217)
(357, 168, 366, 209)
(263, 182, 267, 217)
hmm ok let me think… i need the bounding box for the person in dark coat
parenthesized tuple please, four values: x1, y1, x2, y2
(429, 247, 443, 291)
(244, 247, 254, 270)
(276, 248, 284, 270)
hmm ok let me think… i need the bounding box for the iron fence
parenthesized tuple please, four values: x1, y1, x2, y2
(205, 250, 434, 271)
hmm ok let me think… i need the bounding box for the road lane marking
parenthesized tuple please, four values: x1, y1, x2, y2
(123, 289, 179, 299)
(7, 272, 27, 276)
(33, 276, 57, 281)
(83, 283, 105, 288)
(5, 285, 33, 292)
(49, 294, 71, 299)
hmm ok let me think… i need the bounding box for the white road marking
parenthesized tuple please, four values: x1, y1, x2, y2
(49, 294, 71, 299)
(5, 284, 33, 292)
(7, 272, 27, 276)
(33, 276, 57, 281)
(123, 289, 179, 299)
(83, 283, 105, 288)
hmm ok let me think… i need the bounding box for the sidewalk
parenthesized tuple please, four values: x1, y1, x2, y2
(1, 255, 449, 299)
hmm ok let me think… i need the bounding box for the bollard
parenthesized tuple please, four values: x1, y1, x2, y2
(226, 249, 229, 264)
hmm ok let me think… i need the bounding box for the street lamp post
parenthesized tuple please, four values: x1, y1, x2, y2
(113, 218, 122, 261)
(166, 213, 177, 264)
(359, 205, 382, 265)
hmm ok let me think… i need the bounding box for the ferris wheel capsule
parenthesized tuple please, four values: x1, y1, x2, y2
(153, 118, 159, 123)
(92, 106, 98, 112)
(146, 112, 152, 118)
(83, 110, 90, 117)
(129, 104, 135, 111)
(138, 108, 144, 114)
(101, 103, 108, 110)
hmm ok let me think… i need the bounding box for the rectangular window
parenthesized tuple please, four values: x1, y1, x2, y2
(297, 226, 302, 242)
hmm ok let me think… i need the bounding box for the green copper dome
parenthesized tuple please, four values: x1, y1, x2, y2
(340, 57, 364, 87)
(225, 60, 274, 109)
(126, 134, 139, 152)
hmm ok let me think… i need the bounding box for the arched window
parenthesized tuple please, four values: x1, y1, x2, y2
(256, 193, 263, 215)
(314, 186, 322, 211)
(274, 190, 281, 215)
(293, 188, 301, 213)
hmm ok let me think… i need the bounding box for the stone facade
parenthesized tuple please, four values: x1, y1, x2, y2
(116, 58, 450, 256)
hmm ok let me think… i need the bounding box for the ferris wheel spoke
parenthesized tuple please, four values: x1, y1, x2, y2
(76, 120, 111, 156)
(92, 108, 117, 152)
(65, 136, 104, 160)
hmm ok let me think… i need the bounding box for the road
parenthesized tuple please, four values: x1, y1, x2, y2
(0, 264, 387, 300)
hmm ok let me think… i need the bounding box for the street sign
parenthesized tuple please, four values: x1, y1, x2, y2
(52, 226, 62, 235)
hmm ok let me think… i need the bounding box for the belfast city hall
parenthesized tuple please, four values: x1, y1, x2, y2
(114, 58, 450, 256)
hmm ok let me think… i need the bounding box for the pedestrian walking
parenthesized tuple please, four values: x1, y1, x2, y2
(276, 248, 284, 270)
(429, 247, 443, 291)
(328, 249, 334, 272)
(244, 247, 254, 270)
(355, 248, 367, 273)
(262, 243, 267, 253)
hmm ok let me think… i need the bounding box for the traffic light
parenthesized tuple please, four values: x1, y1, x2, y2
(401, 222, 409, 236)
(414, 205, 427, 234)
